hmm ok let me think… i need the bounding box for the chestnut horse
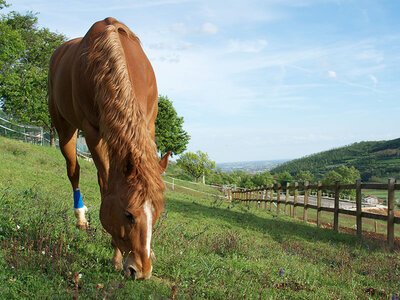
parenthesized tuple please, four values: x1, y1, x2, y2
(48, 18, 170, 280)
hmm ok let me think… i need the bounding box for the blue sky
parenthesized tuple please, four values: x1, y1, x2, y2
(4, 0, 400, 163)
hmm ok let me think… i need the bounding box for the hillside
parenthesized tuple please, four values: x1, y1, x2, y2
(216, 159, 287, 173)
(271, 138, 400, 182)
(1, 137, 400, 298)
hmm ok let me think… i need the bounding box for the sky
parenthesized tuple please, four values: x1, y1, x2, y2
(3, 0, 400, 163)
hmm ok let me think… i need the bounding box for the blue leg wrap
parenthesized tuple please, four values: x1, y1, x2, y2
(73, 190, 84, 209)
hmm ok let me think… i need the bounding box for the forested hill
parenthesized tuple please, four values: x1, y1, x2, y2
(271, 138, 400, 182)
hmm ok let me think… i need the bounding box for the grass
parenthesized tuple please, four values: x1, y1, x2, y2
(1, 136, 400, 299)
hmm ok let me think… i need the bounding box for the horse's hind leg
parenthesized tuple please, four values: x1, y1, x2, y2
(58, 126, 89, 230)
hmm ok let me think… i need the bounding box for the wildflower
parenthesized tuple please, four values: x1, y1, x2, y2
(96, 284, 104, 290)
(72, 273, 81, 284)
(16, 225, 20, 230)
(42, 250, 45, 255)
(278, 268, 284, 277)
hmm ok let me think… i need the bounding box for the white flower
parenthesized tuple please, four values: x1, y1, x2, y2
(79, 274, 82, 279)
(42, 251, 45, 255)
(16, 225, 20, 230)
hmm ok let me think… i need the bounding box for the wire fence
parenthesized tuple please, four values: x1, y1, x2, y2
(0, 115, 90, 159)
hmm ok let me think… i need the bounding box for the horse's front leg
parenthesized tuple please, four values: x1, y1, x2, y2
(58, 126, 89, 230)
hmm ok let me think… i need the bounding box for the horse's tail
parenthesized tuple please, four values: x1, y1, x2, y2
(85, 20, 164, 208)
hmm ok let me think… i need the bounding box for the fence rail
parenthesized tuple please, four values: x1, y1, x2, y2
(232, 179, 399, 249)
(0, 115, 90, 159)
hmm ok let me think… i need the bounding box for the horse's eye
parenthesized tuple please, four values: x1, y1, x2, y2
(124, 211, 135, 224)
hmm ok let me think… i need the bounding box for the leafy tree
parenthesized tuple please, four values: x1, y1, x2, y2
(251, 171, 274, 187)
(177, 151, 215, 182)
(322, 170, 342, 186)
(0, 1, 9, 10)
(336, 165, 360, 184)
(277, 171, 292, 186)
(322, 166, 360, 197)
(0, 7, 66, 145)
(155, 95, 190, 157)
(295, 170, 315, 184)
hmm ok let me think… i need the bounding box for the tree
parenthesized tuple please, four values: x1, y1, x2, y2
(322, 170, 342, 186)
(251, 171, 274, 187)
(0, 7, 66, 145)
(0, 1, 9, 10)
(322, 165, 361, 198)
(177, 151, 215, 182)
(295, 170, 315, 184)
(277, 171, 292, 186)
(155, 95, 190, 157)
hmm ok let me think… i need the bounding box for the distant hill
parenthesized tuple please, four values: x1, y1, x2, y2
(216, 159, 287, 174)
(270, 138, 400, 182)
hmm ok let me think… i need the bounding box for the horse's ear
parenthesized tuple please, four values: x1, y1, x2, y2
(159, 151, 171, 174)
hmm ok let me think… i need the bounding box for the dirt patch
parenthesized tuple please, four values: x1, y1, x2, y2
(304, 219, 400, 249)
(363, 207, 400, 218)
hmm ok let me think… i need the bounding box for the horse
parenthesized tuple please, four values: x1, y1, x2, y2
(48, 17, 170, 280)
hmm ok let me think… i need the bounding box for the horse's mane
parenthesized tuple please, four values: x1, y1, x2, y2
(85, 21, 164, 212)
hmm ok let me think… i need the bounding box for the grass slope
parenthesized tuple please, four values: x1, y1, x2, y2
(0, 137, 399, 299)
(271, 138, 400, 182)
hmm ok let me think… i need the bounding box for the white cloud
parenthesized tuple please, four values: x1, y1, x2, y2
(328, 70, 337, 78)
(199, 22, 218, 35)
(170, 23, 187, 35)
(227, 39, 268, 53)
(369, 74, 378, 85)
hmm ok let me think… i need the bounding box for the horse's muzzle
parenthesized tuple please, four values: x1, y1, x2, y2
(128, 266, 136, 280)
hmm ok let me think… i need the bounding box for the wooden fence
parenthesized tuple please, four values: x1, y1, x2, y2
(231, 179, 400, 249)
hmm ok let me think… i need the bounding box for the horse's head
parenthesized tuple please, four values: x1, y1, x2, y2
(99, 151, 170, 280)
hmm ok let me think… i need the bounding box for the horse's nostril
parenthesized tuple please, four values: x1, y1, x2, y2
(128, 266, 136, 280)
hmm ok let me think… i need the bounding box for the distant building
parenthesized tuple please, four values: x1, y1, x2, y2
(363, 195, 381, 205)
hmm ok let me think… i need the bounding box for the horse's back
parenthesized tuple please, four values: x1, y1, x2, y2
(48, 38, 84, 128)
(48, 18, 157, 132)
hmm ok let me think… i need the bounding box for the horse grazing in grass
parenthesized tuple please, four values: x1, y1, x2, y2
(48, 18, 170, 280)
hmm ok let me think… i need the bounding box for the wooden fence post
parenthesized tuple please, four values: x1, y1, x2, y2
(264, 186, 268, 209)
(285, 182, 290, 215)
(356, 179, 362, 238)
(277, 184, 281, 216)
(317, 181, 322, 227)
(303, 181, 309, 222)
(334, 180, 340, 232)
(293, 182, 298, 218)
(269, 184, 274, 211)
(387, 178, 395, 249)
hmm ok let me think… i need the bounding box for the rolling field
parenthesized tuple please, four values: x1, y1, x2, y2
(0, 137, 399, 299)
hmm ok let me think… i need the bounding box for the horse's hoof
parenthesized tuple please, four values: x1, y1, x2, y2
(76, 221, 89, 230)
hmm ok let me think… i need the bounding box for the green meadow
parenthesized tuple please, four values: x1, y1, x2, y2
(0, 136, 399, 299)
